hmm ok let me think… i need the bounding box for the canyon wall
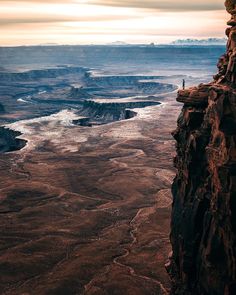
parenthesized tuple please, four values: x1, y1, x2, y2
(169, 1, 236, 294)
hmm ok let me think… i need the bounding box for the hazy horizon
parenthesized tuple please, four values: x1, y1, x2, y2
(0, 0, 228, 46)
(0, 38, 228, 48)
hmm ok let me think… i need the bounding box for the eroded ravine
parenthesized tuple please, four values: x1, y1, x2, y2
(0, 85, 179, 294)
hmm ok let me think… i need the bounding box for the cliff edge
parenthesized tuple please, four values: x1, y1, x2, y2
(169, 1, 236, 294)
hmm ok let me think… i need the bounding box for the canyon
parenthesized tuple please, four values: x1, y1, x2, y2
(0, 44, 226, 294)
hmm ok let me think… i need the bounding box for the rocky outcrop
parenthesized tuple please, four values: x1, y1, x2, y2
(78, 100, 160, 124)
(0, 127, 27, 153)
(169, 2, 236, 294)
(69, 86, 91, 100)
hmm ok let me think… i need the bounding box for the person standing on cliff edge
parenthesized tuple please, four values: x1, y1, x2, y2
(182, 79, 185, 90)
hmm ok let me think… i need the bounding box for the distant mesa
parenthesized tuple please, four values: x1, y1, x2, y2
(106, 41, 129, 46)
(38, 43, 59, 46)
(171, 38, 227, 46)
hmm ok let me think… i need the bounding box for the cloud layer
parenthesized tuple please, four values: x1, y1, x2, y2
(0, 0, 227, 46)
(89, 0, 224, 11)
(0, 0, 225, 12)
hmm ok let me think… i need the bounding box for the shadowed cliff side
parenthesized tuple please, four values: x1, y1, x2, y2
(169, 1, 236, 294)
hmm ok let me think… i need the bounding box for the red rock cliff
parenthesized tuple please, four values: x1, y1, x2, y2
(169, 1, 236, 294)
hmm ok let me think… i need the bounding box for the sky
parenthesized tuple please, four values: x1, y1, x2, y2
(0, 0, 228, 46)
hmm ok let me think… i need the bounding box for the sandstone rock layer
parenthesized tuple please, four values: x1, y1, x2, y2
(170, 2, 236, 294)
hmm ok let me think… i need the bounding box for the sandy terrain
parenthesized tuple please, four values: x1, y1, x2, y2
(0, 91, 180, 294)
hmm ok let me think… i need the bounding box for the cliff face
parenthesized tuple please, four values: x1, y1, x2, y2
(0, 127, 26, 153)
(169, 1, 236, 294)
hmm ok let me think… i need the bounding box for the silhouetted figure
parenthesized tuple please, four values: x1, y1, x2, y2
(182, 79, 185, 90)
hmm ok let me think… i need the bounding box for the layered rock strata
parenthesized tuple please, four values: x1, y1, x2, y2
(169, 1, 236, 294)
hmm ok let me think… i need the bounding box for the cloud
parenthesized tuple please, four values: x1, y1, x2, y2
(88, 0, 225, 11)
(0, 1, 137, 26)
(0, 0, 225, 11)
(0, 15, 134, 26)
